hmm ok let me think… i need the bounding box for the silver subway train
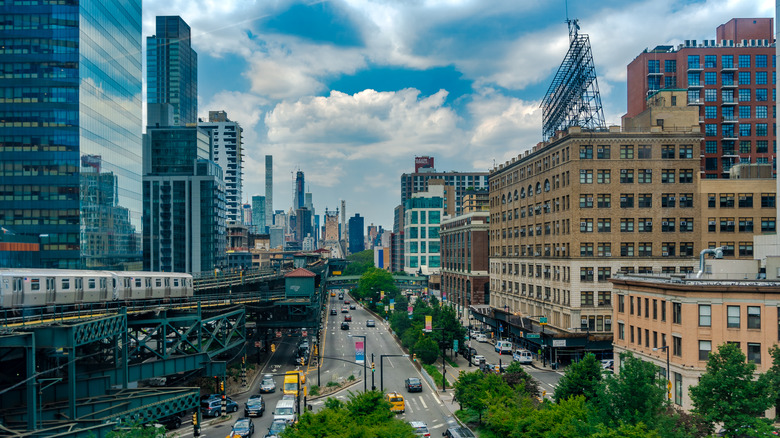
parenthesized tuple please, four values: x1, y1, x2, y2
(0, 269, 193, 308)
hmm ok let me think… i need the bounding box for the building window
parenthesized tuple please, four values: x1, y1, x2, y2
(738, 54, 750, 68)
(620, 145, 634, 159)
(620, 218, 634, 233)
(597, 145, 610, 159)
(761, 218, 776, 233)
(580, 242, 594, 256)
(630, 325, 635, 343)
(699, 340, 712, 361)
(680, 193, 693, 208)
(738, 194, 753, 208)
(618, 294, 625, 313)
(597, 242, 611, 256)
(630, 296, 634, 314)
(620, 194, 634, 208)
(705, 89, 718, 102)
(665, 59, 677, 73)
(579, 194, 593, 208)
(704, 72, 717, 86)
(661, 145, 675, 158)
(757, 55, 768, 68)
(661, 193, 676, 208)
(581, 291, 594, 306)
(620, 169, 634, 184)
(597, 267, 611, 283)
(638, 218, 653, 233)
(580, 145, 593, 159)
(699, 304, 711, 327)
(739, 242, 753, 257)
(756, 106, 768, 118)
(738, 71, 751, 85)
(678, 169, 693, 183)
(747, 343, 761, 364)
(580, 218, 593, 233)
(597, 218, 611, 233)
(638, 169, 652, 184)
(596, 194, 611, 209)
(580, 169, 593, 184)
(638, 194, 652, 208)
(597, 169, 610, 184)
(620, 242, 634, 257)
(672, 302, 682, 324)
(661, 300, 666, 321)
(748, 306, 761, 329)
(739, 218, 754, 233)
(761, 193, 775, 207)
(618, 322, 624, 340)
(679, 145, 693, 159)
(638, 242, 652, 257)
(727, 305, 740, 328)
(673, 335, 682, 356)
(638, 145, 652, 159)
(674, 372, 683, 405)
(704, 124, 717, 136)
(739, 88, 751, 102)
(580, 267, 594, 282)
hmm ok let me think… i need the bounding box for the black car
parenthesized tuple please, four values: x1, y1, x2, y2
(341, 322, 349, 330)
(231, 418, 255, 437)
(155, 413, 182, 430)
(405, 377, 422, 392)
(244, 394, 265, 417)
(349, 303, 356, 310)
(330, 309, 337, 315)
(443, 426, 476, 438)
(459, 347, 477, 361)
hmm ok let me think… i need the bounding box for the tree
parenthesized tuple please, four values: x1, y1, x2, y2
(343, 250, 374, 276)
(502, 361, 540, 398)
(767, 345, 780, 418)
(512, 396, 592, 438)
(553, 353, 602, 402)
(413, 335, 439, 365)
(594, 351, 667, 428)
(354, 267, 398, 307)
(690, 343, 773, 437)
(106, 421, 164, 438)
(454, 371, 511, 425)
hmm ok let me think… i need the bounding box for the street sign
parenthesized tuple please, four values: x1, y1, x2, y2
(275, 330, 282, 338)
(302, 330, 307, 337)
(454, 340, 458, 351)
(526, 333, 541, 339)
(553, 339, 566, 347)
(254, 341, 261, 348)
(355, 340, 365, 364)
(539, 317, 548, 325)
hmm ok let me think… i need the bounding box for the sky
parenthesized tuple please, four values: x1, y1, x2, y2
(144, 0, 775, 229)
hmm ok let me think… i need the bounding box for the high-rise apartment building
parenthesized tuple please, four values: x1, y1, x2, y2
(401, 157, 489, 216)
(199, 111, 243, 222)
(147, 16, 198, 126)
(625, 18, 775, 177)
(348, 214, 365, 254)
(265, 156, 274, 228)
(404, 184, 445, 275)
(252, 195, 266, 234)
(0, 0, 143, 269)
(295, 170, 305, 209)
(490, 96, 703, 334)
(142, 126, 226, 273)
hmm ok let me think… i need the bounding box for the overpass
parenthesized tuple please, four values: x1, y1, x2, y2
(325, 273, 428, 293)
(0, 258, 336, 437)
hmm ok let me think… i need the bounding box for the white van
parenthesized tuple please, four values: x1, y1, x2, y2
(512, 349, 533, 364)
(273, 399, 297, 423)
(495, 340, 512, 354)
(475, 334, 488, 343)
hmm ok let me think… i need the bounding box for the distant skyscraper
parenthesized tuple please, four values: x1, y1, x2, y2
(401, 157, 489, 216)
(199, 111, 243, 222)
(295, 170, 305, 209)
(348, 214, 365, 254)
(0, 0, 143, 269)
(265, 156, 273, 228)
(242, 203, 252, 226)
(252, 195, 266, 233)
(147, 16, 198, 126)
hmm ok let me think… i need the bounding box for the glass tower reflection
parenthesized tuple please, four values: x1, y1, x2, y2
(0, 0, 143, 269)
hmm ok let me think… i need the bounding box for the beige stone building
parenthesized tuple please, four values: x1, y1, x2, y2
(611, 261, 780, 411)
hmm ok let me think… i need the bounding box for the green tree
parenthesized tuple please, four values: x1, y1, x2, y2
(594, 352, 667, 428)
(767, 345, 780, 419)
(105, 421, 163, 438)
(413, 335, 439, 365)
(512, 396, 592, 438)
(354, 267, 398, 307)
(343, 250, 374, 276)
(553, 353, 602, 402)
(502, 361, 540, 398)
(690, 343, 773, 437)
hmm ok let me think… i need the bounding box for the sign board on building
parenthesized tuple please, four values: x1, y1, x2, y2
(552, 339, 566, 347)
(526, 333, 540, 339)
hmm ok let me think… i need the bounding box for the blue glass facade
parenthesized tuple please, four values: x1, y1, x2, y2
(0, 0, 143, 269)
(147, 16, 197, 126)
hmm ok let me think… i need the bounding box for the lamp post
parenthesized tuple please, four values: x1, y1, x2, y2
(348, 334, 368, 392)
(379, 354, 408, 392)
(653, 345, 671, 400)
(468, 316, 474, 367)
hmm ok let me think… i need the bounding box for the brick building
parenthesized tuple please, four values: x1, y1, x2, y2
(441, 211, 490, 312)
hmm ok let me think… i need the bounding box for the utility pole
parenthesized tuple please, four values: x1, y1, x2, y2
(371, 353, 376, 390)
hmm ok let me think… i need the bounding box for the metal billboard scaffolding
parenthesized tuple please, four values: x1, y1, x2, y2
(541, 19, 606, 142)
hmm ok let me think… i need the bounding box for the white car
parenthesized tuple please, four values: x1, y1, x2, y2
(476, 334, 488, 343)
(472, 354, 486, 365)
(512, 349, 533, 364)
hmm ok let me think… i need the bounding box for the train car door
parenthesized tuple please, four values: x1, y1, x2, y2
(75, 277, 83, 302)
(164, 277, 171, 297)
(45, 277, 55, 304)
(12, 277, 23, 307)
(99, 277, 108, 301)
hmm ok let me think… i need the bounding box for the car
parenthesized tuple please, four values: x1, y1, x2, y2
(341, 306, 349, 313)
(259, 375, 276, 393)
(384, 392, 405, 413)
(230, 418, 255, 437)
(366, 320, 375, 327)
(459, 347, 477, 361)
(344, 314, 352, 322)
(330, 309, 337, 315)
(330, 291, 336, 297)
(443, 426, 477, 438)
(472, 355, 486, 366)
(475, 334, 488, 343)
(349, 303, 356, 310)
(264, 419, 288, 438)
(155, 413, 182, 430)
(344, 300, 350, 305)
(341, 322, 350, 330)
(244, 394, 265, 417)
(201, 397, 239, 417)
(601, 359, 614, 370)
(338, 293, 344, 300)
(200, 393, 221, 401)
(409, 421, 430, 437)
(405, 377, 423, 392)
(512, 349, 533, 365)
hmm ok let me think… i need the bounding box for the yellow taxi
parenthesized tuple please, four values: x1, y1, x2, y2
(330, 291, 336, 297)
(384, 392, 405, 414)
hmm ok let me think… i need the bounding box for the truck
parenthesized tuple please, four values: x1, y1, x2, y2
(283, 370, 306, 396)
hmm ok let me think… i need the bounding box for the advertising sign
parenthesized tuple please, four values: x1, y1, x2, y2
(425, 315, 432, 331)
(380, 290, 385, 300)
(389, 298, 395, 311)
(355, 340, 365, 364)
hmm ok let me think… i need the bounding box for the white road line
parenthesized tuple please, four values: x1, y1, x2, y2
(420, 397, 428, 409)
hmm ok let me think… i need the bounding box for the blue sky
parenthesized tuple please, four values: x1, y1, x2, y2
(144, 0, 774, 229)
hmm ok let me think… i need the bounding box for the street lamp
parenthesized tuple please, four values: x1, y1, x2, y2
(468, 316, 474, 367)
(653, 345, 671, 400)
(348, 334, 368, 392)
(379, 354, 408, 392)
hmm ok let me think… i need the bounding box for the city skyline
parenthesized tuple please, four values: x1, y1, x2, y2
(144, 0, 774, 227)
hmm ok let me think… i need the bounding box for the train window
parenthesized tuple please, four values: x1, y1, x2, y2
(124, 278, 130, 288)
(112, 278, 116, 288)
(135, 278, 142, 287)
(145, 278, 151, 287)
(61, 278, 70, 289)
(155, 278, 161, 287)
(88, 278, 96, 289)
(174, 279, 179, 287)
(14, 277, 22, 291)
(30, 278, 40, 291)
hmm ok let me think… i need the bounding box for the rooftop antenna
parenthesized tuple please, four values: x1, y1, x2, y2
(565, 0, 579, 41)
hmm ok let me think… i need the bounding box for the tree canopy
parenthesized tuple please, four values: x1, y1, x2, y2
(343, 250, 374, 276)
(553, 353, 602, 403)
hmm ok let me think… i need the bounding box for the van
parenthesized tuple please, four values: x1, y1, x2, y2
(495, 340, 513, 355)
(512, 349, 533, 364)
(273, 399, 297, 423)
(475, 334, 488, 343)
(283, 370, 306, 396)
(384, 392, 405, 414)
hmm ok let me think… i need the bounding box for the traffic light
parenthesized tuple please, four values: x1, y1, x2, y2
(271, 344, 276, 353)
(412, 354, 417, 362)
(371, 362, 375, 372)
(192, 413, 198, 426)
(219, 380, 224, 392)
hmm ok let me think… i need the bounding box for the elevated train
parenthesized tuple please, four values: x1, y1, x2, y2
(0, 269, 193, 309)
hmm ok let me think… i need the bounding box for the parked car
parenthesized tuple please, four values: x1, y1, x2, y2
(230, 418, 255, 437)
(405, 377, 423, 392)
(409, 421, 430, 437)
(472, 355, 486, 366)
(259, 375, 276, 393)
(264, 419, 288, 438)
(476, 334, 488, 343)
(366, 320, 376, 327)
(459, 347, 477, 361)
(244, 394, 265, 417)
(155, 413, 182, 430)
(341, 322, 350, 330)
(201, 397, 238, 417)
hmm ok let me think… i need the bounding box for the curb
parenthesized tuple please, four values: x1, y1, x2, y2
(307, 377, 363, 401)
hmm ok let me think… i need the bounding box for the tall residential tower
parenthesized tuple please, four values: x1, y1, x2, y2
(199, 111, 243, 222)
(265, 155, 274, 228)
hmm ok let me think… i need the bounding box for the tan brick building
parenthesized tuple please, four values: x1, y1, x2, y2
(489, 93, 704, 334)
(611, 264, 780, 411)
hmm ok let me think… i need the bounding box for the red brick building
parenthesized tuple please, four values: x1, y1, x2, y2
(440, 211, 490, 311)
(624, 18, 775, 177)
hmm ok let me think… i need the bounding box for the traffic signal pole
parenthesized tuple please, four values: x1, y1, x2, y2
(371, 353, 376, 390)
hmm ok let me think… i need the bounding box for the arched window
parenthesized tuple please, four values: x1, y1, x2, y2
(544, 179, 551, 192)
(528, 185, 533, 197)
(520, 188, 525, 199)
(514, 190, 518, 201)
(536, 182, 542, 194)
(501, 194, 506, 204)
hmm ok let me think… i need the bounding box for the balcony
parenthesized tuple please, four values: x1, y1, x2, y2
(720, 64, 738, 72)
(687, 99, 703, 106)
(721, 82, 738, 89)
(687, 83, 703, 89)
(687, 63, 703, 72)
(720, 98, 737, 106)
(721, 116, 738, 124)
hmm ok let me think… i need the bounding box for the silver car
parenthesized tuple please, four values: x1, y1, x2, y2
(259, 375, 276, 393)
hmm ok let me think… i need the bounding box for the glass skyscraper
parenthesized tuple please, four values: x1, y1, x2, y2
(0, 0, 143, 269)
(147, 16, 198, 127)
